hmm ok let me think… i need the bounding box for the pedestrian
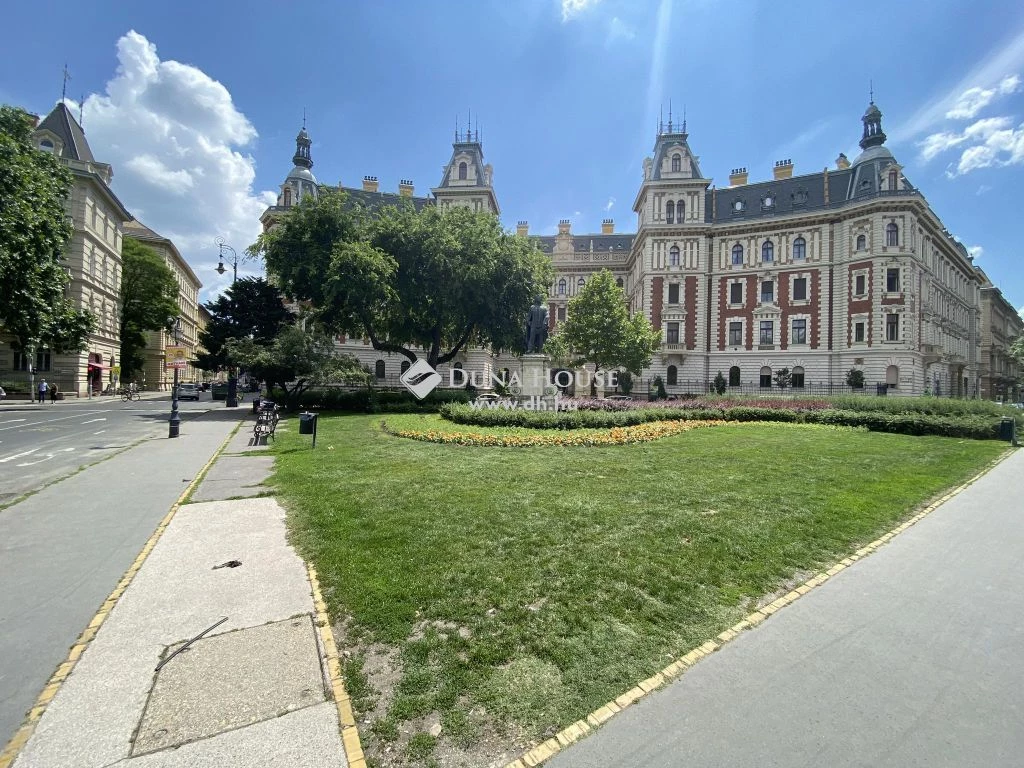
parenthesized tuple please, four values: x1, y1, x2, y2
(37, 379, 48, 404)
(49, 382, 59, 404)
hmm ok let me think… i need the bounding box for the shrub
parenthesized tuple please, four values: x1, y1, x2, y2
(618, 370, 634, 395)
(846, 369, 865, 389)
(270, 387, 472, 413)
(712, 371, 726, 396)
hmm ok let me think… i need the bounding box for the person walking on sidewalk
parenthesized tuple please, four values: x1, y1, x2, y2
(37, 379, 48, 404)
(49, 382, 59, 404)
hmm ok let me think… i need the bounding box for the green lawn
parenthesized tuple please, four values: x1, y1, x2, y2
(270, 413, 1005, 765)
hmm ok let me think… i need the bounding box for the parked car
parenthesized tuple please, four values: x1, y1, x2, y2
(0, 385, 6, 400)
(177, 383, 200, 401)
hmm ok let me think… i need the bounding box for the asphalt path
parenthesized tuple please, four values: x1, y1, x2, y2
(0, 395, 220, 506)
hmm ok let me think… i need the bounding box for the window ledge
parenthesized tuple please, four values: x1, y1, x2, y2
(758, 344, 775, 350)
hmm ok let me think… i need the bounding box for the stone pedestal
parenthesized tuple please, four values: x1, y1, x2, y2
(519, 354, 550, 398)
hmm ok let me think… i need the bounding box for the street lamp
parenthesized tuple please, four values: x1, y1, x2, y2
(168, 316, 183, 438)
(215, 237, 239, 408)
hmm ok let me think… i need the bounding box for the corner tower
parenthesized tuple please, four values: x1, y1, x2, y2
(277, 122, 318, 209)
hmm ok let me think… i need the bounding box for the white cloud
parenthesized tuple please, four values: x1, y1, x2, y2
(561, 0, 599, 22)
(944, 119, 1024, 176)
(604, 196, 615, 212)
(977, 184, 992, 195)
(967, 245, 984, 260)
(606, 17, 635, 43)
(80, 31, 276, 299)
(943, 77, 1021, 120)
(919, 131, 967, 161)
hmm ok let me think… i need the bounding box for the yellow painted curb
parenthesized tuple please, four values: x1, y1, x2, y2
(502, 447, 1016, 767)
(0, 421, 242, 768)
(307, 564, 367, 768)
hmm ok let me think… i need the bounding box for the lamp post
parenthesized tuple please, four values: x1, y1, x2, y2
(215, 237, 239, 408)
(168, 316, 182, 438)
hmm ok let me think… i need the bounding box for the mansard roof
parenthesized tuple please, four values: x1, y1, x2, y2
(532, 233, 635, 253)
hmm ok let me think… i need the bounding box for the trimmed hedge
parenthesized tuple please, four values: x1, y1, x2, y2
(268, 387, 472, 413)
(439, 402, 1010, 440)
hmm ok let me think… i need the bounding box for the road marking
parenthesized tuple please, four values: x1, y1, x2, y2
(0, 411, 106, 432)
(0, 449, 39, 464)
(94, 430, 106, 435)
(0, 419, 27, 424)
(81, 418, 107, 424)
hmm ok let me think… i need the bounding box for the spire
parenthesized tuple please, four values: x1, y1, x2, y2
(61, 63, 71, 104)
(293, 119, 313, 169)
(668, 99, 673, 133)
(859, 94, 886, 150)
(682, 104, 687, 134)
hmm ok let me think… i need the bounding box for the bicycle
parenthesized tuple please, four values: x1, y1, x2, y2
(120, 388, 141, 402)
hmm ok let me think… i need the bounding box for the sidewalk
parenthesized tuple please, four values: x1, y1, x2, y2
(2, 413, 351, 768)
(548, 447, 1024, 768)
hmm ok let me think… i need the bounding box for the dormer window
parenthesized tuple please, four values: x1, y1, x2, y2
(39, 139, 54, 153)
(672, 154, 681, 172)
(458, 161, 467, 180)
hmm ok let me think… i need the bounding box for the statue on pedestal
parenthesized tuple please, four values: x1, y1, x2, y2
(524, 296, 549, 354)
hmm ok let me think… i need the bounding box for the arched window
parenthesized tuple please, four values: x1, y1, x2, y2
(667, 365, 678, 385)
(886, 222, 898, 247)
(731, 244, 744, 265)
(400, 360, 410, 374)
(791, 366, 805, 388)
(458, 162, 467, 180)
(677, 200, 685, 221)
(669, 245, 680, 267)
(374, 360, 386, 379)
(728, 366, 741, 387)
(761, 241, 774, 262)
(39, 139, 54, 152)
(557, 278, 566, 295)
(886, 365, 899, 388)
(671, 154, 681, 172)
(760, 366, 772, 388)
(616, 277, 624, 289)
(665, 201, 675, 224)
(856, 234, 866, 251)
(793, 237, 806, 260)
(577, 277, 585, 288)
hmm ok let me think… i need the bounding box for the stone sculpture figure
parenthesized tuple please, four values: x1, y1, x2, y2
(524, 297, 549, 353)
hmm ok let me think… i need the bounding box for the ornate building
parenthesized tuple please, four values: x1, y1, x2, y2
(0, 103, 132, 397)
(263, 102, 998, 397)
(976, 266, 1023, 402)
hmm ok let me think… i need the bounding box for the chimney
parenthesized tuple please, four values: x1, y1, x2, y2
(836, 153, 850, 170)
(601, 219, 614, 234)
(516, 220, 529, 236)
(773, 159, 794, 180)
(558, 219, 571, 235)
(729, 167, 748, 186)
(398, 179, 414, 197)
(362, 175, 379, 192)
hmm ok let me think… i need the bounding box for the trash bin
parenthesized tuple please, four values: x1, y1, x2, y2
(999, 417, 1016, 443)
(876, 383, 888, 396)
(298, 412, 318, 435)
(251, 397, 261, 414)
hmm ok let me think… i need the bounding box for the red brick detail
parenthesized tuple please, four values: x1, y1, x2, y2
(776, 269, 821, 349)
(847, 263, 873, 346)
(684, 276, 698, 349)
(717, 275, 757, 350)
(651, 277, 664, 331)
(548, 303, 556, 332)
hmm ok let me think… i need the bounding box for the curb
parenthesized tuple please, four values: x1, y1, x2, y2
(307, 565, 367, 768)
(503, 447, 1018, 768)
(0, 420, 243, 768)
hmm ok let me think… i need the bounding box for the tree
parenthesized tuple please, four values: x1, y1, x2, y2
(195, 277, 292, 372)
(225, 324, 368, 411)
(0, 105, 94, 355)
(558, 270, 661, 381)
(712, 370, 727, 395)
(119, 237, 178, 379)
(846, 368, 865, 389)
(253, 190, 552, 368)
(773, 367, 792, 389)
(1011, 334, 1024, 368)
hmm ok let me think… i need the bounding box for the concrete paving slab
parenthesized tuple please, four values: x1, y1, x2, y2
(134, 616, 325, 755)
(13, 497, 315, 768)
(189, 455, 275, 501)
(222, 416, 274, 454)
(120, 703, 346, 767)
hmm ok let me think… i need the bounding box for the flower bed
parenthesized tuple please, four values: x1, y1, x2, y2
(384, 418, 730, 447)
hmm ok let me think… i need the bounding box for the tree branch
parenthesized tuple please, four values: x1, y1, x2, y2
(364, 318, 417, 362)
(436, 323, 475, 365)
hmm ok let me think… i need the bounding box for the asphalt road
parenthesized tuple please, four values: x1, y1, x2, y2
(0, 405, 245, 751)
(0, 395, 220, 506)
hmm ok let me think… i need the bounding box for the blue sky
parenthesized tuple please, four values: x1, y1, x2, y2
(2, 0, 1023, 312)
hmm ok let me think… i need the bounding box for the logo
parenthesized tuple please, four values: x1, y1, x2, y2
(400, 359, 442, 399)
